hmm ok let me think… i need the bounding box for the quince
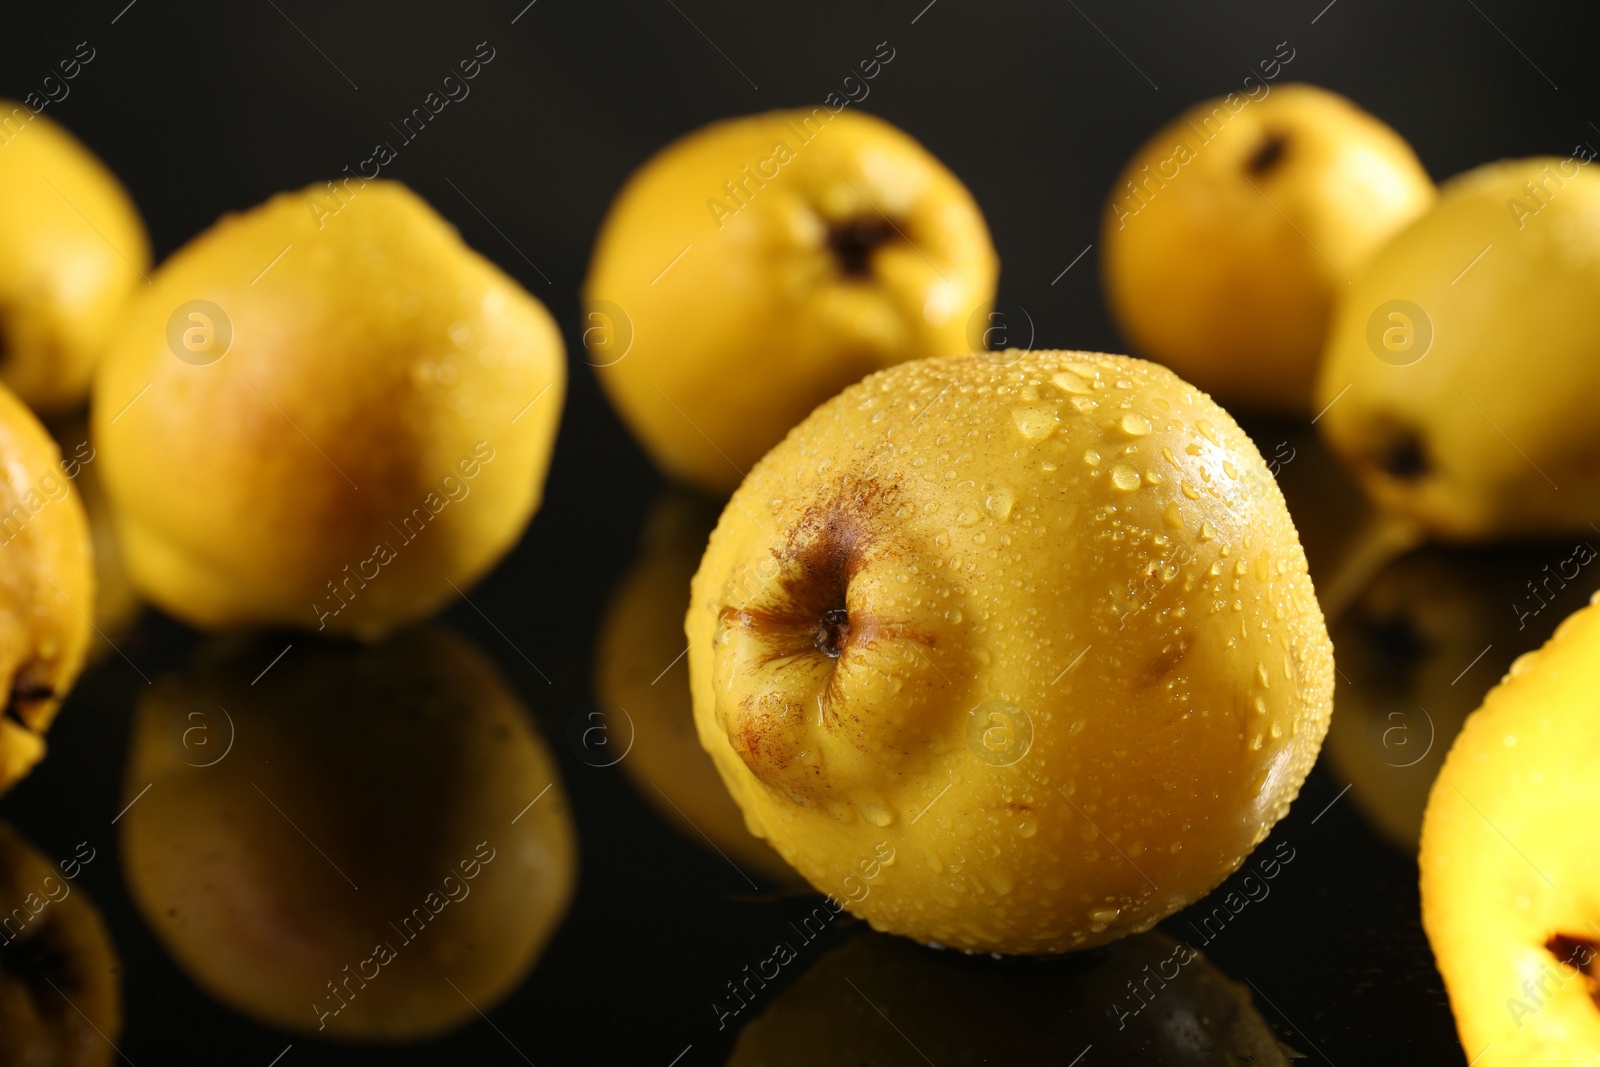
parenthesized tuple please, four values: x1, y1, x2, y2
(1104, 84, 1432, 413)
(1316, 157, 1600, 542)
(0, 384, 93, 792)
(92, 181, 564, 639)
(0, 101, 149, 414)
(586, 108, 997, 494)
(1421, 592, 1600, 1064)
(688, 350, 1333, 954)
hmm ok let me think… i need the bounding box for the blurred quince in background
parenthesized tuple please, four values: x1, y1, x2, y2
(92, 181, 565, 640)
(586, 108, 997, 494)
(1103, 83, 1433, 414)
(0, 100, 149, 416)
(1317, 156, 1600, 544)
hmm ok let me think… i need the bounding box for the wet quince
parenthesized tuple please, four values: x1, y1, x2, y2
(0, 384, 93, 792)
(688, 350, 1333, 954)
(92, 181, 564, 639)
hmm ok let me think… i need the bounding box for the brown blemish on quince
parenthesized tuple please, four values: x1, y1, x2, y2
(1138, 634, 1191, 686)
(717, 476, 940, 794)
(1546, 933, 1600, 978)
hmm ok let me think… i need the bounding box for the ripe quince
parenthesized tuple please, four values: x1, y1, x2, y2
(1104, 84, 1432, 413)
(0, 384, 93, 792)
(688, 350, 1333, 953)
(586, 108, 997, 494)
(93, 181, 564, 639)
(1421, 592, 1600, 1064)
(1317, 156, 1600, 542)
(0, 101, 149, 415)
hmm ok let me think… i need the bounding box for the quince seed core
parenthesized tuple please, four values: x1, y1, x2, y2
(1247, 130, 1290, 176)
(827, 218, 895, 278)
(813, 607, 851, 658)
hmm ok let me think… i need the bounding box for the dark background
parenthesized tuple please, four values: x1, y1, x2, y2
(3, 0, 1593, 1062)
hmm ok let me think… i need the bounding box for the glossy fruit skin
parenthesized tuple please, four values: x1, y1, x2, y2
(0, 384, 93, 793)
(1104, 84, 1433, 414)
(593, 489, 799, 885)
(0, 100, 150, 415)
(1421, 592, 1600, 1065)
(118, 628, 577, 1042)
(688, 350, 1333, 954)
(0, 821, 121, 1067)
(585, 108, 998, 494)
(92, 181, 564, 640)
(1317, 157, 1600, 542)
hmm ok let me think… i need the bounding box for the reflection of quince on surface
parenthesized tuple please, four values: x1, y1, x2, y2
(1317, 157, 1600, 543)
(690, 350, 1334, 954)
(586, 108, 998, 494)
(0, 99, 150, 416)
(1103, 83, 1433, 414)
(595, 489, 799, 885)
(1328, 542, 1600, 851)
(727, 929, 1291, 1066)
(0, 385, 94, 794)
(1256, 421, 1371, 589)
(1422, 594, 1600, 1065)
(118, 628, 576, 1042)
(92, 180, 565, 640)
(0, 821, 121, 1067)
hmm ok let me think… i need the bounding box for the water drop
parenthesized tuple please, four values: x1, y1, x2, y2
(861, 802, 895, 827)
(1110, 465, 1140, 492)
(1119, 413, 1152, 437)
(1011, 405, 1057, 441)
(984, 484, 1016, 520)
(1052, 370, 1093, 395)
